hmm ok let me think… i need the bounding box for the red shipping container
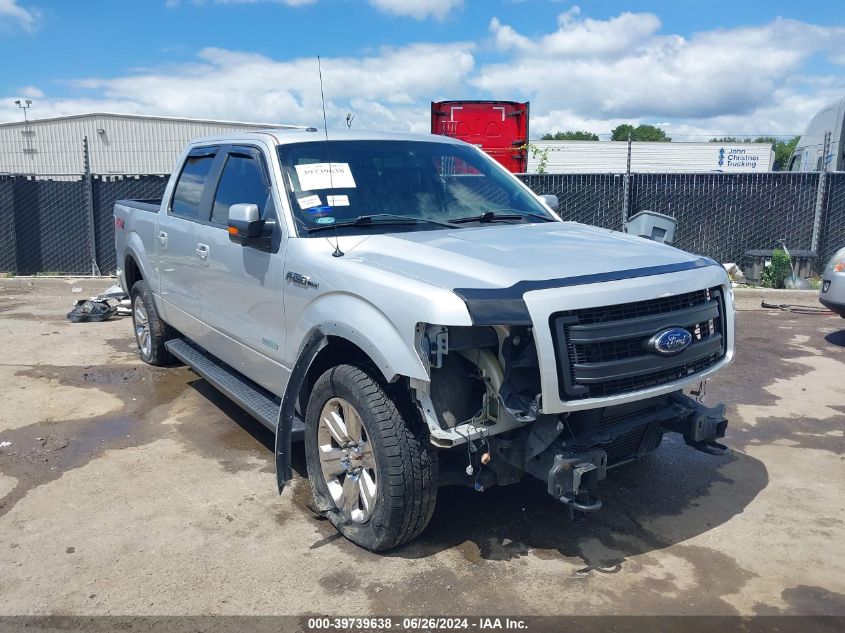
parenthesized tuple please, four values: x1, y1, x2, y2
(431, 100, 530, 173)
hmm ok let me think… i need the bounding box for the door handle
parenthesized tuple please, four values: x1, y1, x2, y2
(195, 243, 209, 259)
(158, 231, 168, 248)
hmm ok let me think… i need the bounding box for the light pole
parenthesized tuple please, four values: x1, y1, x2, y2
(14, 98, 32, 124)
(14, 99, 34, 170)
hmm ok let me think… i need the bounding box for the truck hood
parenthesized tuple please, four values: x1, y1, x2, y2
(344, 222, 707, 291)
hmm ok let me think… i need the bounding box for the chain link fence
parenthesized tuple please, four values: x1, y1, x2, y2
(0, 177, 15, 272)
(0, 170, 843, 275)
(629, 173, 820, 263)
(0, 176, 92, 274)
(0, 174, 168, 275)
(520, 172, 838, 267)
(518, 173, 626, 230)
(92, 175, 169, 275)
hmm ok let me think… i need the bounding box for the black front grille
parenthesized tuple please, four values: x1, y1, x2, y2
(551, 287, 726, 400)
(570, 288, 712, 324)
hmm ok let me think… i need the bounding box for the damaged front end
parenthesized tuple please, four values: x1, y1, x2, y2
(497, 393, 728, 516)
(411, 322, 729, 518)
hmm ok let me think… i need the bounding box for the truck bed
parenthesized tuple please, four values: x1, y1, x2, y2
(114, 198, 162, 293)
(116, 198, 162, 213)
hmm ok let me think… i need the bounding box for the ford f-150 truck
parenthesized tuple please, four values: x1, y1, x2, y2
(115, 129, 734, 551)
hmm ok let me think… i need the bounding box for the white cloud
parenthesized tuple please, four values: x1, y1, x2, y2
(6, 42, 475, 129)
(491, 7, 661, 57)
(16, 85, 43, 98)
(476, 10, 845, 136)
(0, 0, 40, 32)
(368, 0, 462, 20)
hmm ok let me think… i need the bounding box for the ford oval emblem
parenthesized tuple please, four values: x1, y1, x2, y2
(649, 328, 693, 356)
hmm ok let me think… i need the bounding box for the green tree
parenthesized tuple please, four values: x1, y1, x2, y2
(709, 135, 800, 170)
(611, 124, 671, 142)
(773, 136, 800, 170)
(541, 130, 599, 141)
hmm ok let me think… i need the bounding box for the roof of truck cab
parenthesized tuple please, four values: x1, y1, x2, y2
(189, 128, 466, 146)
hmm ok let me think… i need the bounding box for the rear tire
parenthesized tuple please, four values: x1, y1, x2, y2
(304, 364, 438, 551)
(130, 280, 175, 366)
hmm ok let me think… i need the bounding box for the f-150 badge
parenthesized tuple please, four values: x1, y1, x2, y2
(286, 271, 319, 289)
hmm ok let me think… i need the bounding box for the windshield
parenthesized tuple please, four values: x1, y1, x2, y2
(276, 139, 556, 236)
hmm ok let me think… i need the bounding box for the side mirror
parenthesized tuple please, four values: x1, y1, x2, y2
(228, 203, 273, 248)
(540, 194, 559, 212)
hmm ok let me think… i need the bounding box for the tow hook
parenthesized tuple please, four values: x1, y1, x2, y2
(560, 492, 602, 521)
(547, 452, 606, 520)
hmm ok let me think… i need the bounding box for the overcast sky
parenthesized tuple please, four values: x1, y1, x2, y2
(2, 0, 844, 139)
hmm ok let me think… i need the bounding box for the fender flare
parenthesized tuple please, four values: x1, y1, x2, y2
(123, 232, 153, 285)
(275, 327, 327, 493)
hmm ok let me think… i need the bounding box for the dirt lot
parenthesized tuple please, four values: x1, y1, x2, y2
(0, 278, 843, 616)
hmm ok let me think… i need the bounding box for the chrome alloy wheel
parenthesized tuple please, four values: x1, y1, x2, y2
(133, 295, 151, 358)
(317, 397, 378, 524)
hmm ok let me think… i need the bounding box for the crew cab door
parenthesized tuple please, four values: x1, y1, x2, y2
(192, 144, 290, 396)
(157, 145, 220, 341)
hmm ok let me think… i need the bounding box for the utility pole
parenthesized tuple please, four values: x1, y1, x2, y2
(822, 130, 831, 172)
(622, 133, 632, 227)
(83, 136, 101, 277)
(811, 130, 832, 255)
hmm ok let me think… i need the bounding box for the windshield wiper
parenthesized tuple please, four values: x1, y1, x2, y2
(306, 213, 457, 233)
(449, 210, 555, 224)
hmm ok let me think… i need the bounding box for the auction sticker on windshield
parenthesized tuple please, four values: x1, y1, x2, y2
(327, 195, 350, 206)
(297, 194, 322, 209)
(295, 162, 356, 190)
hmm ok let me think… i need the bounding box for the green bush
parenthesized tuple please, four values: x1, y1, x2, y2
(761, 249, 792, 288)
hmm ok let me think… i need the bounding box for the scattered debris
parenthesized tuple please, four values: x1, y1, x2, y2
(66, 284, 129, 323)
(723, 262, 746, 285)
(502, 538, 513, 546)
(67, 300, 118, 323)
(784, 276, 811, 290)
(71, 287, 82, 294)
(0, 441, 11, 448)
(760, 301, 831, 315)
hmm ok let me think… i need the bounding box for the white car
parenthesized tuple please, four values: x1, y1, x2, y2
(820, 247, 845, 317)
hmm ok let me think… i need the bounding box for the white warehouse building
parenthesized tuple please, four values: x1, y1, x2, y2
(0, 112, 300, 176)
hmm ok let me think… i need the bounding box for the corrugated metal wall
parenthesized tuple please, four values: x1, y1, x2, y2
(526, 141, 775, 174)
(0, 114, 298, 176)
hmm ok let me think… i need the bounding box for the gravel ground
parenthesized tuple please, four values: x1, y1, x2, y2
(0, 278, 843, 617)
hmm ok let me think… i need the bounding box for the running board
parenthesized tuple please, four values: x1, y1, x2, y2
(165, 338, 304, 440)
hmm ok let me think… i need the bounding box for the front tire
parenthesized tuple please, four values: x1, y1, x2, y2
(304, 364, 438, 551)
(130, 280, 175, 366)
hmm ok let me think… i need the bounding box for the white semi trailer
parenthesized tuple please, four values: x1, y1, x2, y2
(526, 140, 775, 174)
(787, 97, 845, 173)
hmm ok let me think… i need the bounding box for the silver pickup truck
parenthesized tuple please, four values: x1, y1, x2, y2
(114, 129, 735, 551)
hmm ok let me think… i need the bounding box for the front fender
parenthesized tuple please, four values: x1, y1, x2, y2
(291, 292, 430, 382)
(276, 293, 437, 492)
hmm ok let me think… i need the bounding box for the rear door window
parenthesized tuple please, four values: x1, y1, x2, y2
(211, 151, 270, 225)
(171, 149, 217, 219)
